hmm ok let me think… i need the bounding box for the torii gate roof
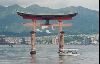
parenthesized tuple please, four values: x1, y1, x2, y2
(17, 12, 77, 20)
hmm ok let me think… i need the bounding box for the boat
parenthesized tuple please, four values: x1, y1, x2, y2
(59, 49, 80, 56)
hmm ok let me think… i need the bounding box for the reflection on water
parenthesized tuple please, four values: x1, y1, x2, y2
(59, 56, 64, 64)
(31, 55, 36, 64)
(0, 45, 99, 64)
(31, 55, 65, 64)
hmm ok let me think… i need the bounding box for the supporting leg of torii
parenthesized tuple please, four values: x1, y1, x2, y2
(59, 31, 65, 53)
(58, 20, 65, 53)
(30, 19, 36, 55)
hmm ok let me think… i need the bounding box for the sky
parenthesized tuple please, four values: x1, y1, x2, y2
(0, 0, 99, 11)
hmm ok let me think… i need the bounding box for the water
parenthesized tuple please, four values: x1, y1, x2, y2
(0, 45, 99, 64)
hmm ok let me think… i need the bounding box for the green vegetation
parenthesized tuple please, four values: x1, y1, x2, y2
(0, 5, 99, 36)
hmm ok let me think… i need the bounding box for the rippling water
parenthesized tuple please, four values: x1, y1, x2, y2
(0, 44, 99, 64)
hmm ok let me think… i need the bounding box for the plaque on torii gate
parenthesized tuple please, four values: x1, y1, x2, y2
(17, 12, 77, 55)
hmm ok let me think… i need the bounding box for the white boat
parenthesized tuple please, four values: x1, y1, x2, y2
(59, 49, 80, 56)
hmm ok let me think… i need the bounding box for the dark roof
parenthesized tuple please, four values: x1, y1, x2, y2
(17, 12, 77, 20)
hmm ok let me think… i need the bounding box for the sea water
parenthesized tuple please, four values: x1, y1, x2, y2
(0, 45, 99, 64)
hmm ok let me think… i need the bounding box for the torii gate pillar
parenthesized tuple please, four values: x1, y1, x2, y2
(58, 20, 65, 53)
(30, 19, 36, 55)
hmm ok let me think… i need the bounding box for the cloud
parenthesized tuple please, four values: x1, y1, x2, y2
(16, 0, 38, 7)
(0, 0, 16, 6)
(0, 0, 99, 10)
(66, 0, 99, 10)
(36, 0, 99, 10)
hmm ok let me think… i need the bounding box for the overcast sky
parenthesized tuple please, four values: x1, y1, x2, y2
(0, 0, 99, 11)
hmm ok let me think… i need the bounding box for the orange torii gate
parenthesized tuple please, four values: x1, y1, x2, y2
(17, 12, 77, 55)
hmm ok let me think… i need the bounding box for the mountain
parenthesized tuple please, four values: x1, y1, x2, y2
(67, 6, 99, 34)
(0, 5, 6, 11)
(0, 5, 99, 36)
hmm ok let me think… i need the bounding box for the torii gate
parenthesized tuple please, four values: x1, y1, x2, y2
(17, 12, 77, 55)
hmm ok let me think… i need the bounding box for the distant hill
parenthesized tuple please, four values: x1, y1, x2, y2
(0, 4, 99, 36)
